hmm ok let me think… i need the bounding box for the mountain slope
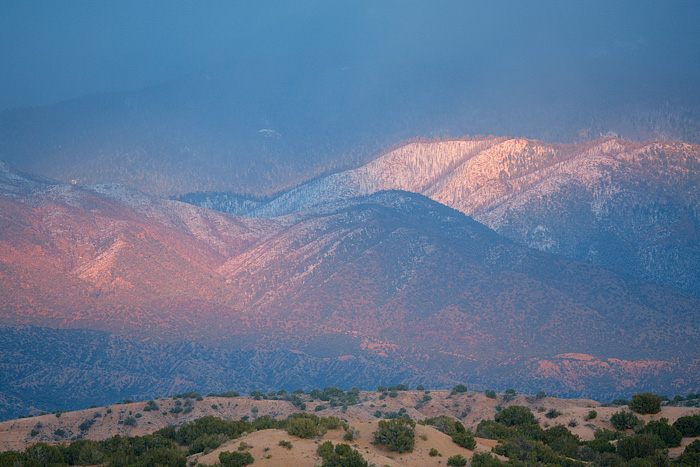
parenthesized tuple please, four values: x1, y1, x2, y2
(219, 137, 700, 297)
(1, 162, 699, 404)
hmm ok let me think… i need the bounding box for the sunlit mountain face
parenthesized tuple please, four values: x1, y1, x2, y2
(0, 2, 699, 420)
(1, 155, 699, 418)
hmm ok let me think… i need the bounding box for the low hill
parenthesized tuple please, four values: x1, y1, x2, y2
(1, 389, 698, 467)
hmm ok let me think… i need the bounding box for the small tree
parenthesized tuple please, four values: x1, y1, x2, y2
(610, 410, 642, 431)
(673, 414, 700, 437)
(616, 434, 664, 461)
(447, 454, 468, 466)
(285, 416, 319, 438)
(642, 420, 682, 447)
(629, 392, 662, 415)
(675, 439, 700, 467)
(494, 406, 535, 427)
(452, 431, 476, 450)
(373, 418, 415, 453)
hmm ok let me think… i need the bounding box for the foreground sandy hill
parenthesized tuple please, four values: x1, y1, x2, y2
(1, 389, 698, 461)
(191, 421, 500, 467)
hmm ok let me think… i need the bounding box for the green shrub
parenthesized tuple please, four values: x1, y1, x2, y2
(594, 427, 626, 441)
(452, 431, 476, 450)
(344, 427, 359, 441)
(429, 447, 439, 456)
(610, 410, 642, 430)
(324, 386, 346, 398)
(616, 434, 664, 460)
(452, 384, 468, 394)
(278, 440, 293, 449)
(471, 452, 504, 467)
(475, 419, 516, 440)
(447, 454, 468, 466)
(673, 414, 700, 437)
(629, 393, 662, 415)
(582, 438, 616, 454)
(316, 441, 368, 467)
(585, 410, 597, 420)
(484, 389, 496, 399)
(65, 439, 106, 465)
(535, 391, 547, 400)
(174, 415, 252, 445)
(285, 416, 319, 439)
(641, 420, 682, 447)
(335, 443, 352, 456)
(373, 418, 415, 453)
(388, 384, 409, 391)
(317, 441, 334, 457)
(188, 433, 228, 454)
(675, 439, 700, 467)
(123, 416, 137, 426)
(545, 408, 561, 419)
(494, 405, 535, 427)
(219, 450, 254, 467)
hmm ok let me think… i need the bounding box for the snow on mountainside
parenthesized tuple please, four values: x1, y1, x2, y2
(223, 136, 700, 296)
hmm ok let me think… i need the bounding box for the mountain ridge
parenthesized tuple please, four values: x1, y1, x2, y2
(1, 161, 698, 413)
(190, 136, 700, 297)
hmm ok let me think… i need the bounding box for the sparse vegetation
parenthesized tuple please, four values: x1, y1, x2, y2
(610, 410, 643, 431)
(278, 440, 293, 449)
(1, 384, 697, 467)
(447, 454, 468, 466)
(317, 440, 368, 466)
(219, 450, 254, 466)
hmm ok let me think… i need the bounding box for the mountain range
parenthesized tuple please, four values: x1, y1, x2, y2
(1, 133, 699, 418)
(184, 136, 700, 298)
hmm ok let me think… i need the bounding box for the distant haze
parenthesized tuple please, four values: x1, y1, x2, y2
(1, 0, 699, 110)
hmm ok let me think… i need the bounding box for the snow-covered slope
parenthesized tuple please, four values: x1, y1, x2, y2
(234, 137, 700, 296)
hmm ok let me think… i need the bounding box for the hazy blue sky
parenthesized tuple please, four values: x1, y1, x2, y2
(1, 1, 699, 111)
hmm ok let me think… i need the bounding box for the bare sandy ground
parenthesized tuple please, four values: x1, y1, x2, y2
(191, 422, 497, 467)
